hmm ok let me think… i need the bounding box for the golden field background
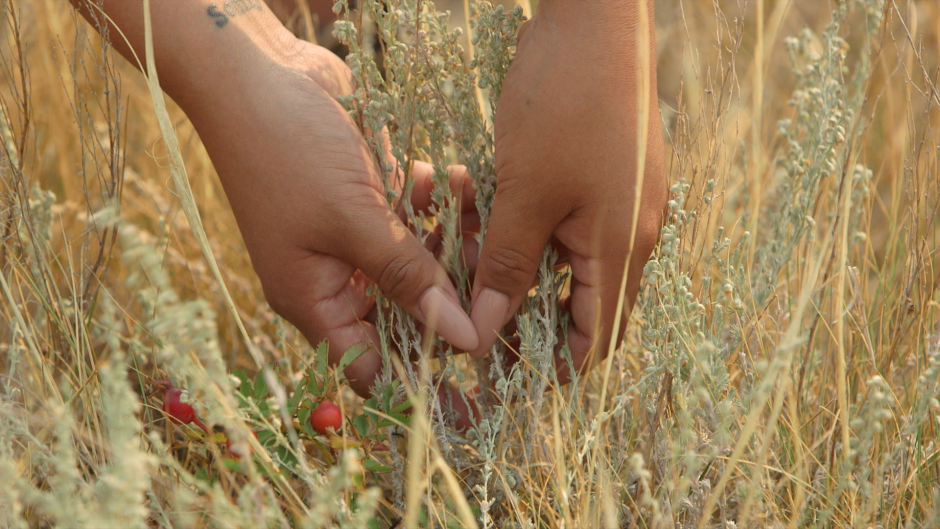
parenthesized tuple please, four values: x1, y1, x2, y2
(2, 0, 940, 527)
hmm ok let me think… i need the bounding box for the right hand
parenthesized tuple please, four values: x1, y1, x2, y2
(469, 0, 667, 381)
(187, 38, 480, 402)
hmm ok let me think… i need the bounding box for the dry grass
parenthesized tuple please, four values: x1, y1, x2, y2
(2, 0, 940, 527)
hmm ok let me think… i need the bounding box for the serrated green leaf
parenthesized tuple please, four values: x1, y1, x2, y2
(353, 414, 370, 436)
(315, 341, 329, 379)
(252, 369, 269, 400)
(297, 399, 314, 431)
(390, 396, 413, 415)
(382, 381, 397, 414)
(256, 429, 276, 446)
(222, 458, 245, 472)
(275, 446, 298, 474)
(233, 370, 251, 397)
(301, 420, 316, 439)
(336, 343, 371, 375)
(362, 397, 379, 421)
(305, 370, 322, 397)
(288, 377, 307, 412)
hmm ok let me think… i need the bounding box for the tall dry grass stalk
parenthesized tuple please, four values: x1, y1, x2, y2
(2, 0, 940, 527)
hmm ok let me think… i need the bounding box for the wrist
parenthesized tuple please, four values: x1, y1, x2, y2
(537, 0, 652, 37)
(155, 2, 299, 117)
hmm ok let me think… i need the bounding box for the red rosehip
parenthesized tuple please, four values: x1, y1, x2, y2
(162, 387, 209, 434)
(309, 400, 343, 435)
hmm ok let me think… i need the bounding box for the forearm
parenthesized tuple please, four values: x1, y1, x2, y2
(69, 0, 295, 115)
(538, 0, 655, 29)
(538, 0, 657, 66)
(536, 0, 658, 115)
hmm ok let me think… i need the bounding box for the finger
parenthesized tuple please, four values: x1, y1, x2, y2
(459, 237, 480, 276)
(266, 261, 384, 396)
(303, 46, 354, 99)
(549, 237, 571, 266)
(425, 232, 481, 279)
(552, 204, 662, 383)
(410, 162, 477, 215)
(436, 382, 480, 432)
(468, 184, 566, 358)
(393, 374, 480, 432)
(335, 192, 480, 352)
(324, 321, 386, 398)
(433, 211, 481, 237)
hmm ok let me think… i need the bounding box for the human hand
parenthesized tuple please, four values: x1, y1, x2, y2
(469, 0, 668, 381)
(187, 39, 480, 403)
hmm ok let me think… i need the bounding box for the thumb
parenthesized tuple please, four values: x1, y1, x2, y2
(335, 195, 479, 352)
(468, 188, 562, 358)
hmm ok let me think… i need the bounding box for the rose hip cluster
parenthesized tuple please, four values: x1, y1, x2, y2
(153, 378, 349, 449)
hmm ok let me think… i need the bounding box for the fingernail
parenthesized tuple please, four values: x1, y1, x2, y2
(419, 286, 479, 352)
(469, 288, 511, 358)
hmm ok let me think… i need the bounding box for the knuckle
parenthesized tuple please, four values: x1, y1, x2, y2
(376, 254, 421, 297)
(632, 196, 668, 259)
(636, 213, 664, 257)
(485, 245, 538, 287)
(575, 336, 612, 373)
(569, 348, 591, 373)
(639, 177, 669, 251)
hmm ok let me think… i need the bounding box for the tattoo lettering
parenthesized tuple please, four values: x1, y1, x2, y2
(206, 0, 263, 28)
(207, 4, 228, 27)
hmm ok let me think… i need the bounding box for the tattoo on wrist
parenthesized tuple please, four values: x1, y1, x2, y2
(207, 0, 263, 28)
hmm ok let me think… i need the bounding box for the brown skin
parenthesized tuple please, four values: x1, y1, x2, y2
(469, 0, 667, 381)
(70, 0, 666, 425)
(265, 0, 337, 27)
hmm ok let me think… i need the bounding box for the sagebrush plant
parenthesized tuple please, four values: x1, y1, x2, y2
(2, 0, 939, 527)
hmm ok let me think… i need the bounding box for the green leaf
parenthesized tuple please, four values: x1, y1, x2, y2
(288, 376, 307, 413)
(222, 458, 245, 473)
(252, 369, 269, 400)
(274, 446, 298, 474)
(390, 396, 413, 415)
(381, 381, 398, 414)
(390, 412, 411, 426)
(233, 370, 251, 397)
(304, 372, 321, 398)
(256, 429, 277, 447)
(315, 341, 329, 379)
(363, 459, 390, 473)
(297, 398, 314, 431)
(194, 467, 215, 486)
(362, 397, 379, 421)
(301, 420, 316, 439)
(353, 414, 370, 436)
(336, 343, 371, 375)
